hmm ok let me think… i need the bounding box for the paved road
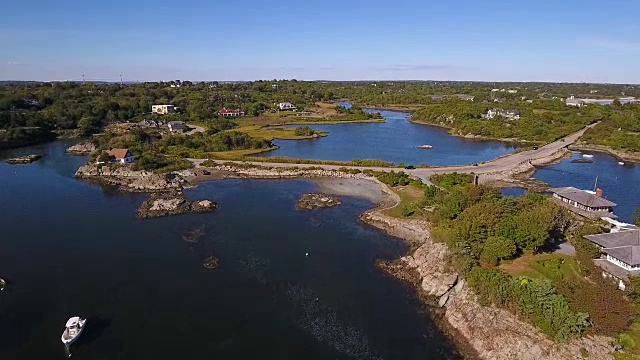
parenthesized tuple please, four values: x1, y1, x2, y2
(190, 123, 596, 182)
(185, 124, 206, 136)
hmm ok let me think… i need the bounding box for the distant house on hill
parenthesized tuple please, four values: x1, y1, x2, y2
(152, 104, 176, 115)
(456, 94, 475, 101)
(277, 102, 297, 111)
(168, 121, 186, 132)
(482, 109, 520, 120)
(97, 148, 134, 164)
(218, 108, 245, 117)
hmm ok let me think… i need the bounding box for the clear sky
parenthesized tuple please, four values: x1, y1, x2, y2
(2, 0, 639, 83)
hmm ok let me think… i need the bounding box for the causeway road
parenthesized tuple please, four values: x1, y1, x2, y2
(190, 123, 597, 182)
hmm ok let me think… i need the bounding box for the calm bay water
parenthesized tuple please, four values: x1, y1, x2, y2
(0, 142, 461, 360)
(260, 106, 520, 166)
(534, 152, 640, 223)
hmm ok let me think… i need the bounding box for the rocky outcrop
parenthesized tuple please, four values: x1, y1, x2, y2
(75, 164, 191, 192)
(66, 141, 97, 155)
(296, 193, 342, 210)
(136, 193, 217, 219)
(361, 209, 615, 360)
(5, 154, 43, 164)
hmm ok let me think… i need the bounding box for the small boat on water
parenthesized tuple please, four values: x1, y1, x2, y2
(582, 154, 594, 158)
(61, 317, 86, 346)
(417, 145, 433, 149)
(0, 278, 5, 291)
(619, 162, 625, 166)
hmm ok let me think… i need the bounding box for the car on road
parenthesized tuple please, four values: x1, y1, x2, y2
(404, 165, 415, 169)
(532, 146, 538, 150)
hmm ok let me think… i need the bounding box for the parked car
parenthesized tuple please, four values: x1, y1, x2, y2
(532, 146, 539, 150)
(404, 165, 415, 169)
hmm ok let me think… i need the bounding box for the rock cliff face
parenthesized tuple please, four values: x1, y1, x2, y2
(361, 210, 614, 360)
(75, 164, 190, 192)
(66, 141, 97, 155)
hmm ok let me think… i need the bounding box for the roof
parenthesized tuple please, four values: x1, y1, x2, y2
(550, 187, 617, 208)
(106, 148, 131, 159)
(594, 259, 640, 280)
(65, 317, 80, 327)
(604, 245, 640, 266)
(585, 229, 640, 248)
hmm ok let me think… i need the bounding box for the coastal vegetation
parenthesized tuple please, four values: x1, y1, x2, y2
(378, 172, 638, 344)
(2, 80, 638, 155)
(410, 100, 598, 142)
(578, 104, 640, 153)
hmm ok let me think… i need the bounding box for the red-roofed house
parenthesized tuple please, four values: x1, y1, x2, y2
(218, 108, 245, 117)
(97, 148, 134, 164)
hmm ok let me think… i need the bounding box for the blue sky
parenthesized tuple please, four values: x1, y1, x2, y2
(2, 0, 639, 83)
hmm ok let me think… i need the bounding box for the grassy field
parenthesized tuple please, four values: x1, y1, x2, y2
(232, 125, 327, 141)
(500, 253, 582, 281)
(383, 184, 426, 218)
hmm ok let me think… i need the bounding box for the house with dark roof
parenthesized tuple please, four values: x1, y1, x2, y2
(550, 187, 617, 219)
(168, 121, 186, 132)
(585, 229, 640, 290)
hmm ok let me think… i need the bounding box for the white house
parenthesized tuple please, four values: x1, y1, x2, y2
(566, 96, 585, 107)
(277, 102, 296, 111)
(482, 108, 520, 120)
(218, 108, 245, 117)
(585, 229, 640, 290)
(97, 148, 134, 164)
(152, 104, 176, 115)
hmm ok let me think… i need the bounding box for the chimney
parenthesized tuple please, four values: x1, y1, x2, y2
(596, 188, 603, 198)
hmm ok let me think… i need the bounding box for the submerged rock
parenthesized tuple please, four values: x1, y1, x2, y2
(136, 192, 217, 219)
(203, 256, 219, 269)
(66, 141, 97, 155)
(5, 154, 43, 164)
(182, 225, 206, 243)
(295, 193, 342, 210)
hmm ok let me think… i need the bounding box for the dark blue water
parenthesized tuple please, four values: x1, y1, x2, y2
(534, 152, 640, 223)
(0, 142, 461, 360)
(261, 106, 520, 166)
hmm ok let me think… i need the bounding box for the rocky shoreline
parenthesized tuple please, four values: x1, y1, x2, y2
(569, 143, 640, 163)
(136, 192, 216, 219)
(359, 192, 614, 360)
(66, 141, 97, 155)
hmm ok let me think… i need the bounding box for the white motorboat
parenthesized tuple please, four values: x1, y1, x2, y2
(417, 145, 433, 149)
(619, 161, 625, 166)
(582, 154, 594, 158)
(61, 317, 86, 346)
